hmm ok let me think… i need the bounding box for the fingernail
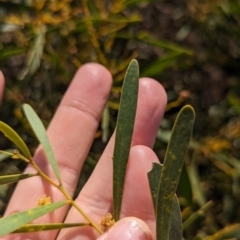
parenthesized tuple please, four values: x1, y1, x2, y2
(97, 217, 152, 240)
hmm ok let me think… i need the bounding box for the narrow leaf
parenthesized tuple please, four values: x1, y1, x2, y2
(140, 52, 181, 77)
(170, 197, 182, 240)
(22, 104, 62, 183)
(137, 31, 193, 55)
(0, 173, 36, 185)
(0, 149, 14, 162)
(18, 25, 46, 80)
(14, 222, 89, 233)
(156, 105, 195, 240)
(0, 121, 31, 159)
(227, 94, 240, 114)
(188, 159, 207, 207)
(0, 23, 21, 33)
(113, 59, 139, 221)
(0, 200, 68, 237)
(183, 201, 212, 231)
(148, 163, 182, 240)
(0, 47, 26, 61)
(202, 223, 240, 240)
(148, 162, 162, 211)
(101, 106, 109, 143)
(178, 163, 193, 206)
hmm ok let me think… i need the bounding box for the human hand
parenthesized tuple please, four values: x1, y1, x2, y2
(0, 63, 167, 240)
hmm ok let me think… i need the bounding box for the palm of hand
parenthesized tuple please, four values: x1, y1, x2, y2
(0, 63, 166, 240)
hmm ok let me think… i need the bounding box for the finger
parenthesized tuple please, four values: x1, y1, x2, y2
(58, 78, 167, 239)
(3, 63, 112, 240)
(97, 217, 153, 240)
(0, 71, 5, 101)
(121, 146, 159, 239)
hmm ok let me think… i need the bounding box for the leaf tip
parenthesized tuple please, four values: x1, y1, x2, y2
(181, 104, 195, 119)
(129, 59, 139, 70)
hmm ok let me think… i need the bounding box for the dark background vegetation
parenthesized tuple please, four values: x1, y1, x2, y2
(1, 0, 240, 239)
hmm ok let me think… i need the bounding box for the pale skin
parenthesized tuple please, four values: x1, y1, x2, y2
(0, 63, 167, 240)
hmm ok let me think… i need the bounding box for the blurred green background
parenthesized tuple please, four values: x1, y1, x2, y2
(1, 0, 240, 239)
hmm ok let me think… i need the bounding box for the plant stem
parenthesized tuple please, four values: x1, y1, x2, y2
(27, 157, 60, 188)
(82, 0, 108, 65)
(21, 155, 103, 234)
(59, 185, 103, 234)
(202, 223, 240, 240)
(183, 201, 213, 230)
(72, 200, 103, 234)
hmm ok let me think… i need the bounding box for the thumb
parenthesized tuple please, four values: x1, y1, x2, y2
(97, 217, 153, 240)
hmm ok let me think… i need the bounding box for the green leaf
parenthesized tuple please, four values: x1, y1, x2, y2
(0, 47, 26, 61)
(148, 163, 182, 240)
(0, 173, 36, 185)
(14, 222, 89, 232)
(18, 25, 46, 80)
(183, 201, 212, 231)
(0, 121, 32, 159)
(0, 24, 21, 33)
(137, 31, 193, 55)
(22, 104, 62, 183)
(202, 223, 240, 240)
(115, 31, 193, 55)
(188, 159, 207, 207)
(227, 94, 240, 114)
(101, 106, 110, 143)
(0, 200, 68, 237)
(170, 197, 182, 240)
(0, 149, 14, 162)
(140, 52, 182, 77)
(178, 163, 193, 206)
(113, 59, 139, 221)
(148, 163, 162, 211)
(156, 105, 195, 240)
